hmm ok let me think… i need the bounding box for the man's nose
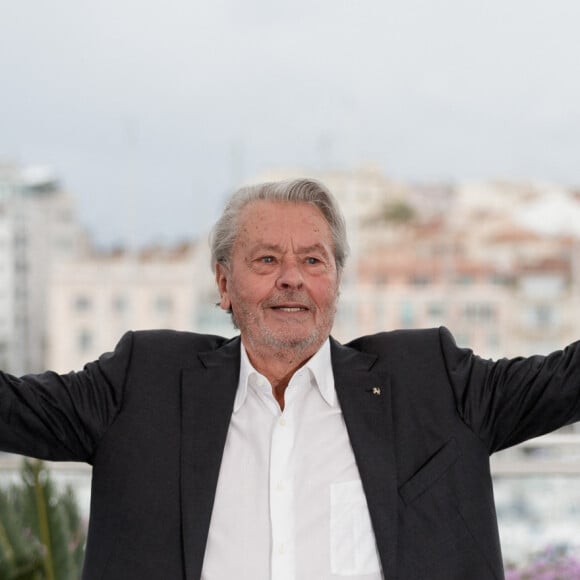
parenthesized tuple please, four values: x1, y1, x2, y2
(276, 260, 304, 289)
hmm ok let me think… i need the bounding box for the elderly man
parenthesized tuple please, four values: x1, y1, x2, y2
(1, 178, 580, 579)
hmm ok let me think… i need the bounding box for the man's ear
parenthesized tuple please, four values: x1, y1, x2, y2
(215, 263, 232, 311)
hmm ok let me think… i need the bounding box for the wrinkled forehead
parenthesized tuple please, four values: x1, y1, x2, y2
(234, 200, 333, 249)
(237, 198, 327, 223)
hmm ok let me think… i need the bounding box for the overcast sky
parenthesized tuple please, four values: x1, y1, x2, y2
(1, 0, 580, 246)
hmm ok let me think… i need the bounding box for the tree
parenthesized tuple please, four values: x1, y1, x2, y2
(381, 200, 416, 224)
(0, 459, 85, 579)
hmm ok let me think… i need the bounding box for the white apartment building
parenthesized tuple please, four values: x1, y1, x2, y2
(46, 241, 236, 373)
(0, 164, 86, 374)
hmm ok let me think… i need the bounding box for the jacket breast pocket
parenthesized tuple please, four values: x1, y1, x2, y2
(397, 438, 498, 577)
(399, 437, 460, 505)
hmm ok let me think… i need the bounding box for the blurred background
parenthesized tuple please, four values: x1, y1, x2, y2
(1, 0, 580, 574)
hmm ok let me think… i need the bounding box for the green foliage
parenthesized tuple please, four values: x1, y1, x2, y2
(381, 200, 416, 224)
(0, 488, 43, 579)
(0, 459, 85, 580)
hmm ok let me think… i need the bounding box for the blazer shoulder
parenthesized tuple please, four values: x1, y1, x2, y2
(344, 326, 445, 354)
(128, 329, 237, 357)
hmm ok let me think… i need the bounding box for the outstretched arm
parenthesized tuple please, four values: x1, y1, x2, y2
(441, 326, 580, 453)
(0, 331, 133, 463)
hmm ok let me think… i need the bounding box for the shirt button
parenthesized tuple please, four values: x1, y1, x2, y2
(279, 418, 287, 426)
(276, 481, 285, 491)
(277, 544, 285, 555)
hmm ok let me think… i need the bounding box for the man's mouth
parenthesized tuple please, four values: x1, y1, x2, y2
(271, 305, 309, 312)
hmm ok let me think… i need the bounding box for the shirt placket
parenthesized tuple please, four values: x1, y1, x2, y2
(269, 388, 298, 580)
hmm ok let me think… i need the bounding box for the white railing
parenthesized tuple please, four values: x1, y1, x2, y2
(492, 433, 580, 475)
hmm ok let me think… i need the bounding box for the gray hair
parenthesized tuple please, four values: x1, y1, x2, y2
(210, 178, 349, 271)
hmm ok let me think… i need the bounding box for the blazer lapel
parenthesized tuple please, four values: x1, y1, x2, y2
(331, 338, 398, 579)
(180, 337, 241, 580)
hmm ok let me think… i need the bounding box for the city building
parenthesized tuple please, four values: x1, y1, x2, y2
(0, 163, 86, 374)
(46, 241, 230, 372)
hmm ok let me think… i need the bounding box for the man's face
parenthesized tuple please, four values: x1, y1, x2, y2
(215, 200, 340, 360)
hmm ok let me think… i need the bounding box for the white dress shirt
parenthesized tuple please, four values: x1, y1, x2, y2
(201, 339, 383, 580)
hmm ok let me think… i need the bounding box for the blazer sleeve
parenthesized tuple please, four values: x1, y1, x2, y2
(440, 326, 580, 453)
(0, 331, 133, 463)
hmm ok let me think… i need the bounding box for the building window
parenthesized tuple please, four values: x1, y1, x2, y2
(78, 329, 93, 353)
(479, 304, 496, 321)
(113, 295, 128, 313)
(15, 260, 28, 273)
(487, 334, 500, 350)
(462, 303, 496, 323)
(533, 304, 553, 329)
(0, 341, 7, 369)
(374, 299, 386, 322)
(374, 274, 388, 286)
(74, 295, 91, 312)
(411, 275, 431, 287)
(154, 295, 173, 314)
(54, 238, 72, 251)
(14, 233, 27, 248)
(400, 301, 414, 328)
(455, 275, 473, 286)
(490, 274, 511, 286)
(427, 302, 445, 319)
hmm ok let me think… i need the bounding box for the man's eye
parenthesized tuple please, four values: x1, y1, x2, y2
(306, 257, 320, 265)
(260, 256, 275, 264)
